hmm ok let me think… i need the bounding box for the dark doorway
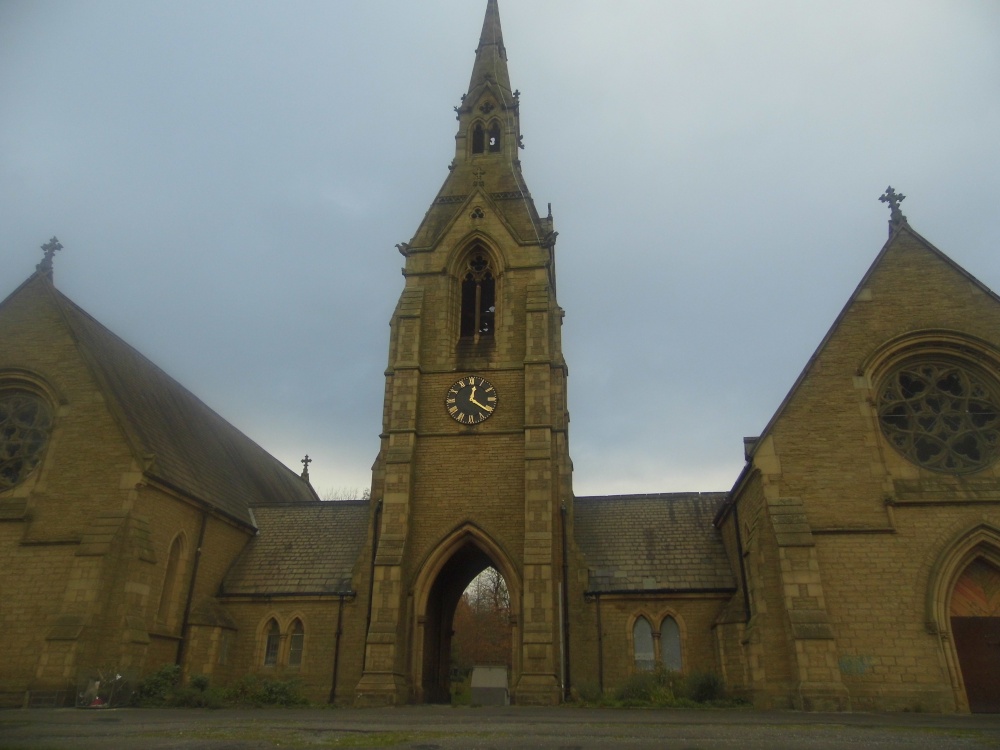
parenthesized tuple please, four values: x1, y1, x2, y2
(950, 557, 1000, 713)
(952, 617, 1000, 712)
(421, 544, 511, 704)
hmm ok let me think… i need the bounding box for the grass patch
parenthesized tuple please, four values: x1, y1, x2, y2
(144, 727, 462, 748)
(574, 668, 749, 709)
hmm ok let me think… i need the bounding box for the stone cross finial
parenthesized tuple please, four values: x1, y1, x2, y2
(37, 237, 63, 277)
(879, 186, 907, 236)
(300, 454, 312, 481)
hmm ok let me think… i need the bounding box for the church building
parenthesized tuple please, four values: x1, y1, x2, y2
(1, 1, 998, 712)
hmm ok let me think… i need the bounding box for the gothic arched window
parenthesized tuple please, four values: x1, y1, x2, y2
(460, 250, 495, 339)
(488, 121, 501, 152)
(157, 534, 185, 625)
(472, 123, 485, 154)
(660, 616, 682, 672)
(633, 616, 654, 672)
(288, 619, 304, 667)
(263, 619, 280, 666)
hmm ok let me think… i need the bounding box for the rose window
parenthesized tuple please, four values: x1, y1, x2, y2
(0, 392, 53, 489)
(877, 362, 1000, 473)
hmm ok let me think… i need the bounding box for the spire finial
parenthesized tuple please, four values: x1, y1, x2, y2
(37, 236, 63, 278)
(300, 454, 312, 481)
(879, 186, 907, 237)
(467, 0, 511, 99)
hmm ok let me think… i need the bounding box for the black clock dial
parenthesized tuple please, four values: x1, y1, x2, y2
(446, 376, 498, 424)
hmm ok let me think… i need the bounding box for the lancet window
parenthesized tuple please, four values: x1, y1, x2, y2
(460, 249, 496, 339)
(632, 616, 654, 672)
(288, 619, 305, 667)
(157, 534, 185, 625)
(472, 123, 485, 154)
(263, 619, 281, 666)
(660, 616, 682, 672)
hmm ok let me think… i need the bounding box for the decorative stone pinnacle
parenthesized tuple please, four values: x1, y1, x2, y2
(37, 236, 63, 277)
(879, 186, 907, 235)
(300, 454, 312, 481)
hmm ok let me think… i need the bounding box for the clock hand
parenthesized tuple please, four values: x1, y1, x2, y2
(469, 397, 493, 411)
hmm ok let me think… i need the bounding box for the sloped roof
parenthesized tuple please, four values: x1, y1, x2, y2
(221, 502, 369, 595)
(3, 275, 317, 526)
(574, 493, 735, 593)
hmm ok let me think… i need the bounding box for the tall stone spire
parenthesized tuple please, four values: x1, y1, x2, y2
(400, 0, 550, 256)
(467, 0, 512, 100)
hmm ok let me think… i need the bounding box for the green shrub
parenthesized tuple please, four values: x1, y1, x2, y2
(131, 666, 226, 708)
(574, 681, 603, 704)
(223, 674, 308, 707)
(607, 668, 728, 708)
(681, 672, 724, 703)
(167, 673, 223, 708)
(614, 671, 659, 703)
(131, 665, 181, 707)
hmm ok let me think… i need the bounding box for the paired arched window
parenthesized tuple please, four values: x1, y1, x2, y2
(471, 120, 501, 155)
(460, 248, 496, 339)
(261, 617, 306, 668)
(632, 614, 683, 672)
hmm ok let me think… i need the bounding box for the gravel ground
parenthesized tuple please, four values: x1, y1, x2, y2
(2, 706, 999, 750)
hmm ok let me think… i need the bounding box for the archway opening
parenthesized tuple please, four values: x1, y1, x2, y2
(420, 544, 511, 704)
(950, 557, 1000, 712)
(451, 566, 511, 703)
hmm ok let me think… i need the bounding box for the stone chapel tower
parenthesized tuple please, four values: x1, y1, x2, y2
(355, 0, 573, 705)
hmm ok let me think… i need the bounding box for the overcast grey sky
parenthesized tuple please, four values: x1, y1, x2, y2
(2, 1, 999, 497)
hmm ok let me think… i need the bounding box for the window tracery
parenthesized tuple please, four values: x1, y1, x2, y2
(0, 390, 53, 490)
(877, 360, 1000, 473)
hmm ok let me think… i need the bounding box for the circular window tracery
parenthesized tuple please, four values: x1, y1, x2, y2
(877, 361, 1000, 473)
(0, 391, 53, 490)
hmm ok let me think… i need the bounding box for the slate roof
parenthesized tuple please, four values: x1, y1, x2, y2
(574, 493, 735, 593)
(221, 502, 369, 595)
(6, 275, 317, 526)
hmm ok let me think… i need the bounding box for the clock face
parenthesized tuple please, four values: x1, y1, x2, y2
(446, 376, 498, 425)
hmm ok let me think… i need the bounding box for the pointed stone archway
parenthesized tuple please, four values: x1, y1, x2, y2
(410, 526, 520, 704)
(926, 522, 1000, 712)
